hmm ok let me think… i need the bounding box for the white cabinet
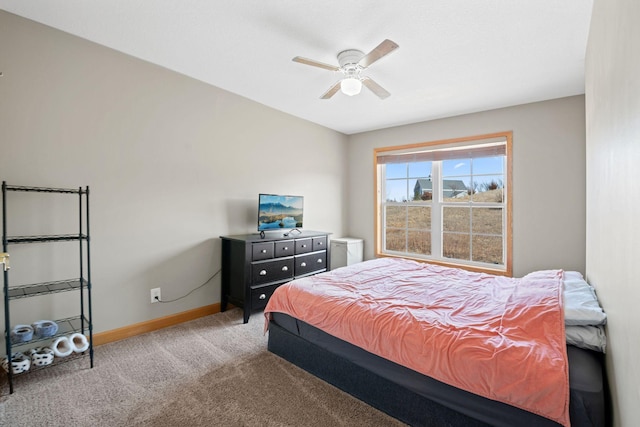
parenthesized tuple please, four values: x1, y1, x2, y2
(330, 238, 363, 269)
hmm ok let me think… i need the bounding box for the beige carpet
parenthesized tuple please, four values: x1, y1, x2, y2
(0, 308, 406, 426)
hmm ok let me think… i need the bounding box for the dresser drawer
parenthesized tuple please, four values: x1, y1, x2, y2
(295, 251, 327, 276)
(274, 240, 294, 258)
(250, 283, 281, 310)
(252, 258, 294, 285)
(252, 242, 274, 261)
(313, 236, 327, 251)
(295, 238, 313, 254)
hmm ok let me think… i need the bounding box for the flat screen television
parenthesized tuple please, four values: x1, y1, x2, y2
(258, 194, 304, 232)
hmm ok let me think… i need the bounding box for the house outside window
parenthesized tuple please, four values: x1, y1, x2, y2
(374, 132, 512, 276)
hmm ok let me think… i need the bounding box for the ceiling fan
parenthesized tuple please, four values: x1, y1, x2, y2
(292, 39, 399, 100)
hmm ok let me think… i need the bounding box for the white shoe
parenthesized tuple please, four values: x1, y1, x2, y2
(1, 352, 31, 374)
(28, 347, 55, 366)
(51, 336, 73, 357)
(69, 333, 90, 353)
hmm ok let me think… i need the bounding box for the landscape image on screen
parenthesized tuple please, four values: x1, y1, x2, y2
(258, 194, 303, 231)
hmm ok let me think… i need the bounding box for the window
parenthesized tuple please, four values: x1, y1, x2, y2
(375, 132, 512, 275)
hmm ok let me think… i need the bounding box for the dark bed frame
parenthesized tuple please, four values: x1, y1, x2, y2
(268, 315, 607, 427)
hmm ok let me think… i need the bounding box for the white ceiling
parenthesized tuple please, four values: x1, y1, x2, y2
(0, 0, 593, 135)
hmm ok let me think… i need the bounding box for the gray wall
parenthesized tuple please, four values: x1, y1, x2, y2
(0, 11, 347, 335)
(347, 96, 586, 277)
(586, 1, 640, 425)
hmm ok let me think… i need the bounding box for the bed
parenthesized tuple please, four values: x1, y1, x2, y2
(264, 258, 607, 427)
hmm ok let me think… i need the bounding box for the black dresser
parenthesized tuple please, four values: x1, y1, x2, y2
(220, 230, 330, 323)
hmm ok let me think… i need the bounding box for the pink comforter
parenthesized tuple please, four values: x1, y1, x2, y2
(264, 257, 569, 426)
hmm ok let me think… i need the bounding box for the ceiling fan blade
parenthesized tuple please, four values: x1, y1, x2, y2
(292, 56, 340, 72)
(362, 77, 391, 99)
(320, 81, 342, 99)
(358, 39, 399, 68)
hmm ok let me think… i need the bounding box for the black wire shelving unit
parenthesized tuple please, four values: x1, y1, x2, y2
(2, 182, 94, 394)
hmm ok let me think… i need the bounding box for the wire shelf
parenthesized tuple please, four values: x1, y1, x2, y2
(6, 234, 88, 244)
(2, 181, 93, 393)
(9, 315, 91, 348)
(4, 185, 86, 194)
(6, 352, 91, 379)
(7, 278, 88, 300)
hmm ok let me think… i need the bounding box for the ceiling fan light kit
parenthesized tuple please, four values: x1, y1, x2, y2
(293, 39, 399, 100)
(340, 78, 362, 96)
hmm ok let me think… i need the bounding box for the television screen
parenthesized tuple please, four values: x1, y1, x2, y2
(258, 194, 304, 231)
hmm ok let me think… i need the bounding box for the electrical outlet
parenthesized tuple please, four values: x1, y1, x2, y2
(150, 287, 161, 303)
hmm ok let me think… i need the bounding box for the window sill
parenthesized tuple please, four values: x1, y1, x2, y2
(375, 252, 512, 277)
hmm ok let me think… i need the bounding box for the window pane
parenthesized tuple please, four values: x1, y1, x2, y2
(385, 205, 406, 228)
(408, 230, 431, 255)
(385, 228, 406, 252)
(474, 175, 503, 191)
(443, 207, 470, 233)
(442, 178, 471, 202)
(473, 175, 504, 202)
(408, 206, 430, 229)
(386, 163, 407, 179)
(472, 235, 503, 264)
(443, 233, 470, 260)
(472, 188, 503, 203)
(473, 156, 503, 175)
(472, 208, 502, 235)
(413, 178, 434, 201)
(443, 159, 470, 176)
(408, 161, 432, 179)
(386, 180, 408, 202)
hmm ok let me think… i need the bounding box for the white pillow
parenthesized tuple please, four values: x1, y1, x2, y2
(565, 325, 607, 353)
(563, 271, 607, 326)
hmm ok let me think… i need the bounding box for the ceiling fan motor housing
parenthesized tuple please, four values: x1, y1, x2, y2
(337, 49, 364, 68)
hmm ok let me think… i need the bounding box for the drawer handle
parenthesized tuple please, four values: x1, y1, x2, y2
(259, 270, 267, 276)
(261, 249, 267, 254)
(301, 244, 307, 248)
(259, 293, 266, 300)
(317, 242, 323, 246)
(284, 246, 288, 250)
(282, 266, 288, 272)
(300, 262, 307, 267)
(317, 259, 323, 264)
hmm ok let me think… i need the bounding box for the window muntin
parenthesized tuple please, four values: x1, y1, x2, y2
(375, 132, 512, 275)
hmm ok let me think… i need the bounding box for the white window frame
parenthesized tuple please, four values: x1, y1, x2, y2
(374, 132, 513, 276)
